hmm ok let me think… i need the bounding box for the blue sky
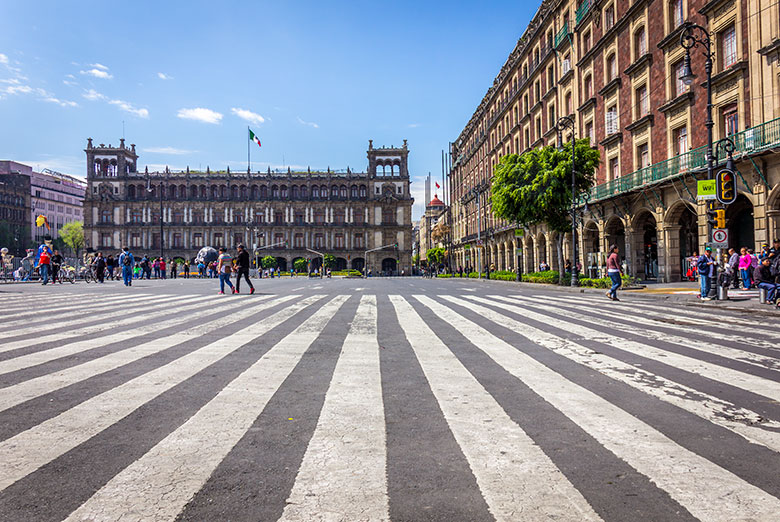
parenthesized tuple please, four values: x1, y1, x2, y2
(0, 0, 537, 219)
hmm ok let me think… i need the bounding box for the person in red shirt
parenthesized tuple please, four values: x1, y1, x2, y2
(160, 258, 167, 279)
(38, 247, 51, 285)
(605, 244, 623, 301)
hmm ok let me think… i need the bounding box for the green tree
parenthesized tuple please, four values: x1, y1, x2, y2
(59, 221, 85, 261)
(490, 139, 600, 283)
(293, 258, 308, 273)
(323, 254, 336, 269)
(426, 247, 446, 266)
(261, 255, 277, 269)
(412, 253, 421, 266)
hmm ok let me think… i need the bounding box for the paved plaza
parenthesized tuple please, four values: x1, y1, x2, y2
(0, 276, 778, 521)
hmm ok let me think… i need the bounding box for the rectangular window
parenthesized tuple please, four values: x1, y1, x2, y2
(638, 143, 650, 168)
(334, 234, 344, 249)
(583, 30, 591, 53)
(636, 85, 649, 117)
(674, 60, 689, 97)
(607, 54, 617, 81)
(294, 234, 304, 248)
(721, 26, 737, 69)
(314, 234, 324, 248)
(635, 27, 647, 57)
(354, 234, 364, 249)
(605, 5, 615, 30)
(213, 233, 223, 246)
(605, 105, 618, 135)
(723, 104, 738, 136)
(585, 121, 594, 144)
(609, 157, 620, 180)
(131, 233, 141, 248)
(173, 233, 183, 248)
(674, 125, 689, 170)
(672, 0, 683, 29)
(193, 233, 203, 247)
(100, 233, 112, 248)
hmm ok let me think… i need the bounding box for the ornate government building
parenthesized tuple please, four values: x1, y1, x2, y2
(83, 138, 413, 274)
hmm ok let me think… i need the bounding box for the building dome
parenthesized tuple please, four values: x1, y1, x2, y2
(428, 194, 445, 207)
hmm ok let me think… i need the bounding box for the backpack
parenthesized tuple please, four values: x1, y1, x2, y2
(123, 254, 132, 266)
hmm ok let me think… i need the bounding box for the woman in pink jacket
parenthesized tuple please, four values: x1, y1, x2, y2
(738, 247, 753, 289)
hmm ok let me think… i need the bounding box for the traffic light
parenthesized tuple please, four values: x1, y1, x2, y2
(715, 209, 726, 229)
(706, 204, 718, 227)
(716, 169, 737, 205)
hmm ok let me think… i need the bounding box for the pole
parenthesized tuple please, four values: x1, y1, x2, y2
(571, 131, 579, 287)
(477, 190, 482, 279)
(159, 181, 164, 261)
(247, 126, 251, 173)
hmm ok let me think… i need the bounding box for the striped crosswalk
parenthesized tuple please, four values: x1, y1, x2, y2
(1, 289, 779, 521)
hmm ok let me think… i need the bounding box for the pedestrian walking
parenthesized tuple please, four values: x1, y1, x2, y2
(119, 247, 135, 286)
(183, 260, 190, 279)
(38, 245, 52, 285)
(738, 248, 752, 289)
(170, 259, 177, 279)
(51, 249, 63, 284)
(140, 255, 151, 279)
(94, 252, 106, 283)
(727, 248, 740, 289)
(160, 258, 167, 279)
(697, 247, 717, 300)
(217, 247, 235, 294)
(605, 244, 622, 301)
(233, 244, 255, 294)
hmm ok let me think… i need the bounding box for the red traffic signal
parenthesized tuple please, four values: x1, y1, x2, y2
(716, 169, 737, 205)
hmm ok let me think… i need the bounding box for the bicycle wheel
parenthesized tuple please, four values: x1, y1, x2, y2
(66, 270, 76, 284)
(84, 271, 93, 283)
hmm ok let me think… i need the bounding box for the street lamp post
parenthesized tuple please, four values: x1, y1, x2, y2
(556, 115, 579, 287)
(680, 22, 716, 254)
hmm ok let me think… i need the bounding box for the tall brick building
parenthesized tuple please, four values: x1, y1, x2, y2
(450, 0, 780, 282)
(83, 138, 414, 274)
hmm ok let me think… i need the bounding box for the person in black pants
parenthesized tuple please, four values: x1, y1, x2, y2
(234, 244, 254, 294)
(94, 252, 107, 283)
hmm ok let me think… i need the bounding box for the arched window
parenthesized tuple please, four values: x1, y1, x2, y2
(200, 186, 207, 199)
(231, 185, 239, 199)
(281, 185, 288, 198)
(240, 185, 248, 199)
(350, 185, 358, 198)
(251, 185, 259, 199)
(634, 26, 646, 58)
(179, 184, 187, 199)
(606, 53, 617, 81)
(190, 185, 198, 199)
(271, 185, 279, 198)
(291, 185, 299, 198)
(220, 185, 227, 199)
(260, 185, 268, 198)
(127, 185, 136, 199)
(321, 185, 328, 198)
(331, 185, 338, 198)
(300, 185, 307, 198)
(360, 185, 367, 198)
(584, 74, 593, 98)
(340, 185, 347, 198)
(168, 185, 177, 199)
(312, 185, 320, 198)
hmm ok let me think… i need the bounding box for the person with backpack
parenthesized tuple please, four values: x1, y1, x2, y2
(216, 247, 236, 294)
(119, 247, 135, 286)
(234, 244, 254, 294)
(141, 255, 151, 279)
(698, 247, 717, 300)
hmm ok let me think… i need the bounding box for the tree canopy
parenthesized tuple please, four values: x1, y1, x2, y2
(490, 139, 600, 233)
(261, 255, 277, 269)
(293, 258, 308, 272)
(323, 254, 336, 269)
(426, 247, 446, 265)
(59, 221, 85, 255)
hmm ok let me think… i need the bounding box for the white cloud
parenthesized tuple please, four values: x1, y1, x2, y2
(42, 95, 78, 107)
(177, 107, 223, 124)
(80, 68, 112, 79)
(81, 88, 148, 117)
(231, 107, 265, 125)
(157, 72, 173, 80)
(0, 83, 77, 107)
(0, 54, 8, 64)
(142, 146, 196, 155)
(297, 116, 319, 129)
(408, 123, 422, 128)
(90, 63, 109, 71)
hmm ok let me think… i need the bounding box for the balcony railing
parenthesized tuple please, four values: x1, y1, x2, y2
(581, 117, 780, 203)
(575, 0, 592, 25)
(555, 23, 570, 48)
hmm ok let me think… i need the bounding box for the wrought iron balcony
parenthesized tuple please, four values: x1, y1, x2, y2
(575, 0, 592, 26)
(581, 117, 780, 204)
(555, 23, 570, 48)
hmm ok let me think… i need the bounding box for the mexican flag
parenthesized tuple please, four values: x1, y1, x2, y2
(249, 128, 261, 149)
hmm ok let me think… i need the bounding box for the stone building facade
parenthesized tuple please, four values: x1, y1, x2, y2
(450, 0, 780, 282)
(83, 139, 414, 274)
(0, 173, 31, 255)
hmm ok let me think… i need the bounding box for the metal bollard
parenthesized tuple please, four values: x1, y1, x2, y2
(759, 286, 768, 304)
(717, 285, 728, 301)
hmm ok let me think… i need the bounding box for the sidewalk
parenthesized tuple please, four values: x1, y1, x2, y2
(453, 277, 778, 315)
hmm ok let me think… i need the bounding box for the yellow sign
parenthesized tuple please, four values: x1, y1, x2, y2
(697, 180, 716, 200)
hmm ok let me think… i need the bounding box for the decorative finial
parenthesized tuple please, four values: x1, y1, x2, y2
(120, 138, 125, 148)
(87, 138, 93, 148)
(368, 139, 373, 150)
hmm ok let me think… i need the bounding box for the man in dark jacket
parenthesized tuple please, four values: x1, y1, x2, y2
(754, 258, 779, 304)
(234, 244, 254, 294)
(94, 252, 107, 283)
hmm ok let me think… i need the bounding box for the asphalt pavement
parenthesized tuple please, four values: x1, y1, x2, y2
(0, 275, 778, 521)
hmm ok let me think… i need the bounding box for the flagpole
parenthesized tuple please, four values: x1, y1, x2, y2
(247, 126, 250, 172)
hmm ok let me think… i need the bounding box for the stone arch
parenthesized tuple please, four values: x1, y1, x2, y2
(765, 182, 780, 242)
(351, 257, 365, 271)
(127, 185, 136, 200)
(727, 194, 755, 251)
(189, 185, 198, 199)
(230, 185, 239, 199)
(250, 185, 259, 199)
(630, 208, 658, 280)
(240, 185, 248, 200)
(604, 215, 627, 272)
(334, 257, 348, 270)
(535, 231, 548, 271)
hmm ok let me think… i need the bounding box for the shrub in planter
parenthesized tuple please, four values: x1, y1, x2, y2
(468, 272, 480, 278)
(437, 274, 452, 278)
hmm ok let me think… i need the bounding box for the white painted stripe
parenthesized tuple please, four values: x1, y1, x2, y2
(0, 294, 202, 353)
(419, 295, 780, 520)
(549, 293, 780, 334)
(463, 295, 780, 403)
(0, 294, 325, 491)
(1, 293, 130, 318)
(391, 296, 601, 521)
(0, 295, 274, 375)
(0, 294, 164, 331)
(0, 294, 301, 414)
(64, 295, 349, 521)
(504, 295, 780, 370)
(280, 295, 389, 521)
(455, 296, 780, 454)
